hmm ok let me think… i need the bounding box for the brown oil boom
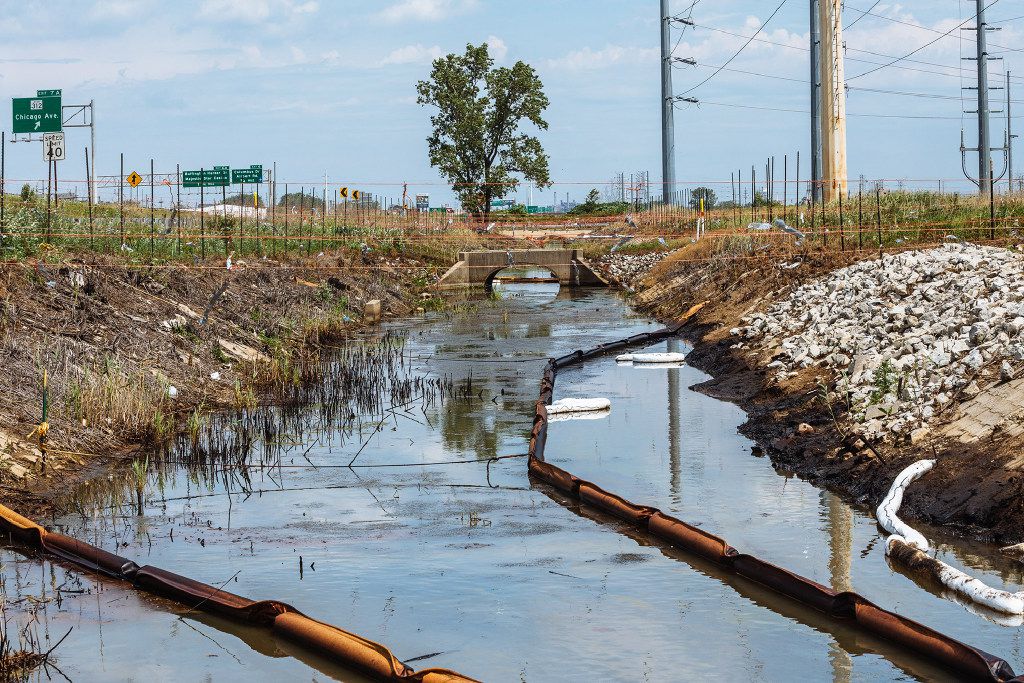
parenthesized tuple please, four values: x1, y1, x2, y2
(526, 302, 1020, 682)
(2, 300, 1023, 680)
(0, 503, 476, 682)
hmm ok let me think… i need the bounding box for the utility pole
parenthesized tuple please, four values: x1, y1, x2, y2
(809, 0, 822, 203)
(974, 0, 991, 194)
(961, 1, 1004, 194)
(976, 0, 993, 195)
(661, 0, 676, 205)
(819, 0, 848, 201)
(1008, 71, 1016, 193)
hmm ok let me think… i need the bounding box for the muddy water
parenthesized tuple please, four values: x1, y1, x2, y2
(4, 272, 1024, 681)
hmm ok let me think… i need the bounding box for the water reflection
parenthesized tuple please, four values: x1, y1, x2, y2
(4, 284, 1023, 681)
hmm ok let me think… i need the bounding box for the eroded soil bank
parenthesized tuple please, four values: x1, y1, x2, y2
(619, 241, 1024, 546)
(0, 252, 436, 516)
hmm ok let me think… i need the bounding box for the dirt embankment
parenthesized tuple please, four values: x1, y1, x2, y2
(630, 241, 1024, 546)
(0, 252, 434, 515)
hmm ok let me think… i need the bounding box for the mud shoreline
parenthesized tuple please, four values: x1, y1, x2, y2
(0, 252, 437, 518)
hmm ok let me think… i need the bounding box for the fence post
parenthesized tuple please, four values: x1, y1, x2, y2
(85, 148, 93, 250)
(990, 159, 997, 240)
(176, 164, 181, 256)
(200, 168, 206, 260)
(858, 189, 863, 250)
(119, 152, 124, 247)
(875, 187, 883, 253)
(0, 132, 5, 243)
(838, 190, 845, 252)
(149, 158, 155, 258)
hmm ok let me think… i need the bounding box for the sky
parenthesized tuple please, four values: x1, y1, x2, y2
(1, 0, 1022, 207)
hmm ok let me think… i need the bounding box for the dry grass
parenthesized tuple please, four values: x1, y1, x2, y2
(63, 358, 175, 444)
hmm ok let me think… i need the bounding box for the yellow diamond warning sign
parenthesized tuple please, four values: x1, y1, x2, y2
(126, 171, 143, 188)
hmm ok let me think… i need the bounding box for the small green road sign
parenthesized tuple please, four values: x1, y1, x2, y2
(182, 168, 230, 188)
(231, 165, 263, 184)
(12, 95, 62, 134)
(36, 89, 61, 97)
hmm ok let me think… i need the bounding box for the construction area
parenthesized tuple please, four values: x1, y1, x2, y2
(4, 1, 1024, 682)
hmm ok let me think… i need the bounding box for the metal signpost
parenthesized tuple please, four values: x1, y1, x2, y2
(11, 90, 96, 189)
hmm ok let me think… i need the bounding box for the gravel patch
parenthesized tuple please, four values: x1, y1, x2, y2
(730, 243, 1024, 442)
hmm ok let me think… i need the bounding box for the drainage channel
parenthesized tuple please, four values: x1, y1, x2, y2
(3, 283, 1024, 680)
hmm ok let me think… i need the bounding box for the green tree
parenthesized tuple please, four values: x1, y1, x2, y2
(417, 43, 551, 219)
(689, 186, 717, 210)
(277, 191, 325, 212)
(20, 184, 33, 201)
(223, 192, 265, 207)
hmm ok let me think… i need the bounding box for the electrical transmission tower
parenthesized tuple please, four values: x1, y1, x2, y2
(818, 0, 848, 201)
(960, 0, 1006, 194)
(660, 0, 676, 205)
(809, 0, 822, 203)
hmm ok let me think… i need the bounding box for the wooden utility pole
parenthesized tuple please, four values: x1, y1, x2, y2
(819, 0, 848, 201)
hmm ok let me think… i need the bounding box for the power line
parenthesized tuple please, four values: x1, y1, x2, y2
(844, 0, 882, 30)
(688, 21, 1020, 83)
(845, 2, 1023, 54)
(848, 85, 1024, 104)
(846, 0, 1003, 81)
(674, 98, 1024, 120)
(679, 0, 789, 95)
(673, 58, 805, 84)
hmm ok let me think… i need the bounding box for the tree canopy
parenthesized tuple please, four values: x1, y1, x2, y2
(222, 192, 265, 208)
(417, 43, 550, 218)
(689, 187, 717, 210)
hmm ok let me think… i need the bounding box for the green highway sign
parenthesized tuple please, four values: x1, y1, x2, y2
(182, 167, 230, 188)
(231, 165, 263, 184)
(36, 89, 62, 97)
(12, 95, 62, 134)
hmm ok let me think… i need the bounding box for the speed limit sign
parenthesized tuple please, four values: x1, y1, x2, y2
(42, 132, 65, 162)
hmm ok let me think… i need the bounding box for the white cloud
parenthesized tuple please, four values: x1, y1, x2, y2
(89, 1, 150, 20)
(381, 43, 443, 65)
(547, 45, 659, 71)
(197, 0, 318, 23)
(376, 0, 478, 23)
(200, 0, 272, 22)
(485, 35, 507, 61)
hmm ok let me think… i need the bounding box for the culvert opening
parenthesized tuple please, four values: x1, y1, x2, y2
(486, 266, 560, 301)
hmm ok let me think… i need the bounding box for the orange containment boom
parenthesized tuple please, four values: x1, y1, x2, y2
(528, 302, 1022, 683)
(0, 502, 477, 683)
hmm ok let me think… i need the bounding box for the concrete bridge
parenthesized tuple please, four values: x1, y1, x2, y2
(436, 249, 607, 289)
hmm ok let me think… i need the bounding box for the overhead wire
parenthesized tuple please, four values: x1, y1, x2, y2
(689, 21, 1020, 83)
(674, 99, 997, 120)
(843, 0, 882, 30)
(679, 0, 789, 95)
(846, 0, 1004, 81)
(844, 2, 1023, 53)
